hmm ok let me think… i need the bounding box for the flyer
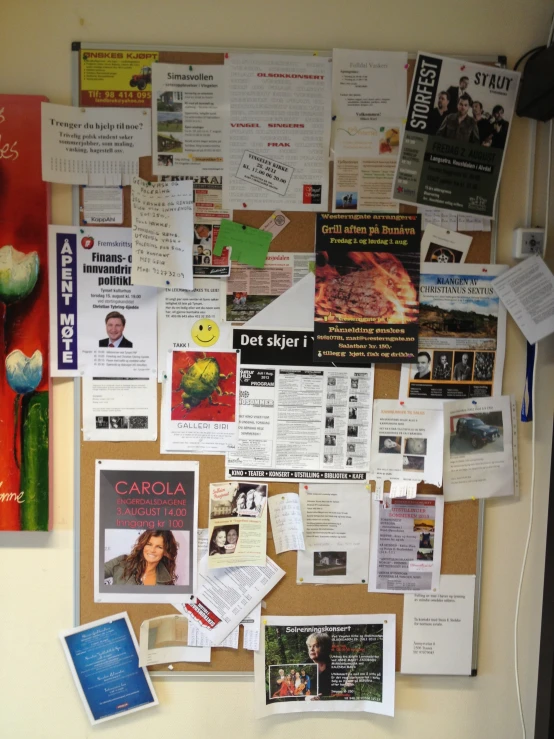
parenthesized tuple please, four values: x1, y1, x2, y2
(157, 279, 232, 381)
(138, 614, 211, 667)
(314, 213, 420, 364)
(420, 224, 472, 264)
(369, 399, 444, 496)
(401, 575, 476, 675)
(41, 103, 151, 185)
(443, 395, 517, 501)
(192, 218, 232, 278)
(254, 615, 395, 716)
(60, 612, 158, 725)
(48, 226, 158, 378)
(82, 186, 123, 225)
(369, 494, 444, 594)
(208, 481, 268, 568)
(152, 63, 228, 176)
(222, 252, 313, 323)
(399, 264, 508, 401)
(331, 50, 408, 213)
(227, 328, 374, 482)
(392, 53, 520, 217)
(161, 349, 239, 454)
(297, 483, 370, 585)
(160, 174, 226, 219)
(82, 377, 157, 442)
(227, 53, 332, 211)
(94, 459, 198, 604)
(179, 554, 285, 647)
(130, 177, 194, 290)
(80, 49, 159, 108)
(268, 493, 305, 554)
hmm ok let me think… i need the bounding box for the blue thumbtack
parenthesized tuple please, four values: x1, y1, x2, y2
(472, 400, 477, 405)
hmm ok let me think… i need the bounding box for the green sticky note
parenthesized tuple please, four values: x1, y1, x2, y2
(213, 220, 272, 268)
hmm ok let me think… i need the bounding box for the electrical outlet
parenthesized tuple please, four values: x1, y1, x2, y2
(512, 227, 546, 259)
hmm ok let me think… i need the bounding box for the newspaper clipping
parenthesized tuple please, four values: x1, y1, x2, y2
(399, 264, 507, 401)
(255, 615, 395, 716)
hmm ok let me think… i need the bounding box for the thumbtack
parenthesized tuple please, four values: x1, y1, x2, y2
(190, 595, 194, 600)
(332, 115, 337, 121)
(189, 66, 193, 71)
(168, 664, 174, 670)
(384, 620, 388, 624)
(299, 577, 304, 582)
(362, 579, 366, 584)
(242, 203, 248, 208)
(83, 220, 88, 225)
(472, 400, 477, 405)
(460, 65, 466, 71)
(404, 63, 409, 69)
(313, 51, 319, 56)
(399, 400, 404, 406)
(166, 280, 170, 285)
(80, 229, 84, 233)
(81, 107, 86, 113)
(472, 497, 476, 501)
(304, 485, 308, 490)
(482, 267, 488, 272)
(225, 53, 229, 59)
(263, 619, 267, 625)
(282, 496, 285, 500)
(242, 225, 246, 230)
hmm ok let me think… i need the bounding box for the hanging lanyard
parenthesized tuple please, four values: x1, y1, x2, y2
(521, 341, 535, 422)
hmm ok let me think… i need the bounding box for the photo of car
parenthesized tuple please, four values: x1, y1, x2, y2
(455, 416, 499, 449)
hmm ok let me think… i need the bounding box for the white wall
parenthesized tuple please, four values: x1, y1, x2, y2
(1, 1, 553, 737)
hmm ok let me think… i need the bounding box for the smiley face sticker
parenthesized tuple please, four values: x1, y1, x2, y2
(191, 318, 221, 347)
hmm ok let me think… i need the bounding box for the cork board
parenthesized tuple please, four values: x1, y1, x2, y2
(76, 46, 493, 673)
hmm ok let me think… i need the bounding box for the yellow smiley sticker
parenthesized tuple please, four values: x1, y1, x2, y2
(191, 318, 220, 347)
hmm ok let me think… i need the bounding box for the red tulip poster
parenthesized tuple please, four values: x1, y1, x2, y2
(0, 95, 50, 531)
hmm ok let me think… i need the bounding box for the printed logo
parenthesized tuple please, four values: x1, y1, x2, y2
(81, 236, 94, 249)
(303, 184, 322, 205)
(468, 195, 487, 213)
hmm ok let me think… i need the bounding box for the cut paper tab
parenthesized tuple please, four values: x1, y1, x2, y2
(390, 481, 418, 499)
(213, 220, 272, 268)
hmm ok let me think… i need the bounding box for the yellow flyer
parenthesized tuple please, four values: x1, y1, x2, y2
(81, 49, 159, 107)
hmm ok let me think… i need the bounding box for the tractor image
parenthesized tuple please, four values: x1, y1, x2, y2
(129, 66, 152, 91)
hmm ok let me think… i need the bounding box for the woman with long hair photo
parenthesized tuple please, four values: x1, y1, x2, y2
(104, 529, 179, 586)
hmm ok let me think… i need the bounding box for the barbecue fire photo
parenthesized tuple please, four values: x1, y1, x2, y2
(315, 251, 419, 325)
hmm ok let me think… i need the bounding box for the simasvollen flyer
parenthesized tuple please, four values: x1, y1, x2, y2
(392, 53, 520, 218)
(314, 213, 420, 364)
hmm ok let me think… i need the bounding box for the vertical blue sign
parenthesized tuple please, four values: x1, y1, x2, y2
(56, 232, 78, 371)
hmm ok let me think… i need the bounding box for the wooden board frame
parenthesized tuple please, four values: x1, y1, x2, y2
(72, 42, 501, 676)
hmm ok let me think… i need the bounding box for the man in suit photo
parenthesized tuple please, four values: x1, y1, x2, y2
(99, 311, 133, 348)
(446, 75, 469, 114)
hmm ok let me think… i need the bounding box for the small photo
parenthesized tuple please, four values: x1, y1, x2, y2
(109, 416, 129, 429)
(323, 454, 334, 463)
(348, 407, 357, 420)
(157, 154, 173, 167)
(194, 224, 213, 250)
(209, 524, 240, 556)
(129, 416, 148, 429)
(327, 376, 336, 387)
(313, 551, 347, 577)
(403, 455, 425, 472)
(335, 191, 358, 210)
(417, 548, 434, 561)
(327, 393, 336, 401)
(424, 242, 464, 263)
(379, 435, 402, 454)
(157, 92, 182, 112)
(413, 519, 435, 533)
(345, 457, 353, 466)
(412, 351, 432, 380)
(404, 438, 427, 455)
(452, 351, 475, 382)
(268, 664, 318, 701)
(419, 531, 434, 549)
(326, 406, 334, 414)
(349, 395, 358, 403)
(474, 352, 495, 381)
(157, 111, 183, 132)
(450, 411, 504, 454)
(324, 435, 337, 447)
(347, 442, 356, 453)
(350, 378, 359, 390)
(95, 416, 109, 429)
(233, 483, 268, 518)
(157, 132, 183, 153)
(325, 416, 335, 429)
(347, 425, 358, 438)
(432, 351, 453, 380)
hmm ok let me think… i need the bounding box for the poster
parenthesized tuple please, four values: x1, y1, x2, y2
(48, 226, 158, 378)
(60, 613, 158, 725)
(80, 49, 159, 107)
(443, 395, 517, 501)
(331, 50, 408, 213)
(369, 495, 444, 593)
(208, 481, 268, 567)
(131, 177, 194, 290)
(227, 328, 374, 482)
(222, 252, 313, 323)
(399, 264, 508, 401)
(0, 95, 50, 532)
(314, 213, 420, 364)
(157, 279, 232, 381)
(401, 575, 476, 675)
(82, 377, 157, 442)
(152, 63, 228, 175)
(392, 53, 520, 217)
(369, 399, 444, 496)
(161, 349, 239, 454)
(94, 459, 198, 604)
(255, 615, 395, 716)
(297, 483, 370, 584)
(227, 53, 332, 211)
(41, 103, 151, 185)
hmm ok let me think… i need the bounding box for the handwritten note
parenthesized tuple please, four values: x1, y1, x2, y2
(131, 177, 194, 290)
(268, 493, 305, 554)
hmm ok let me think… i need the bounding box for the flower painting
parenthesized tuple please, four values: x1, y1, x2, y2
(0, 95, 50, 531)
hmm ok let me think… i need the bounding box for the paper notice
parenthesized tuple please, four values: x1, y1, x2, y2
(139, 615, 211, 667)
(82, 186, 123, 225)
(268, 493, 305, 554)
(41, 103, 150, 185)
(421, 224, 472, 264)
(82, 376, 157, 441)
(131, 177, 194, 290)
(492, 255, 554, 344)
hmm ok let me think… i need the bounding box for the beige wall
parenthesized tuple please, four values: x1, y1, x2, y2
(2, 1, 554, 736)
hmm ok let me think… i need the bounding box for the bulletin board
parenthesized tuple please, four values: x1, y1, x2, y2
(73, 43, 501, 675)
